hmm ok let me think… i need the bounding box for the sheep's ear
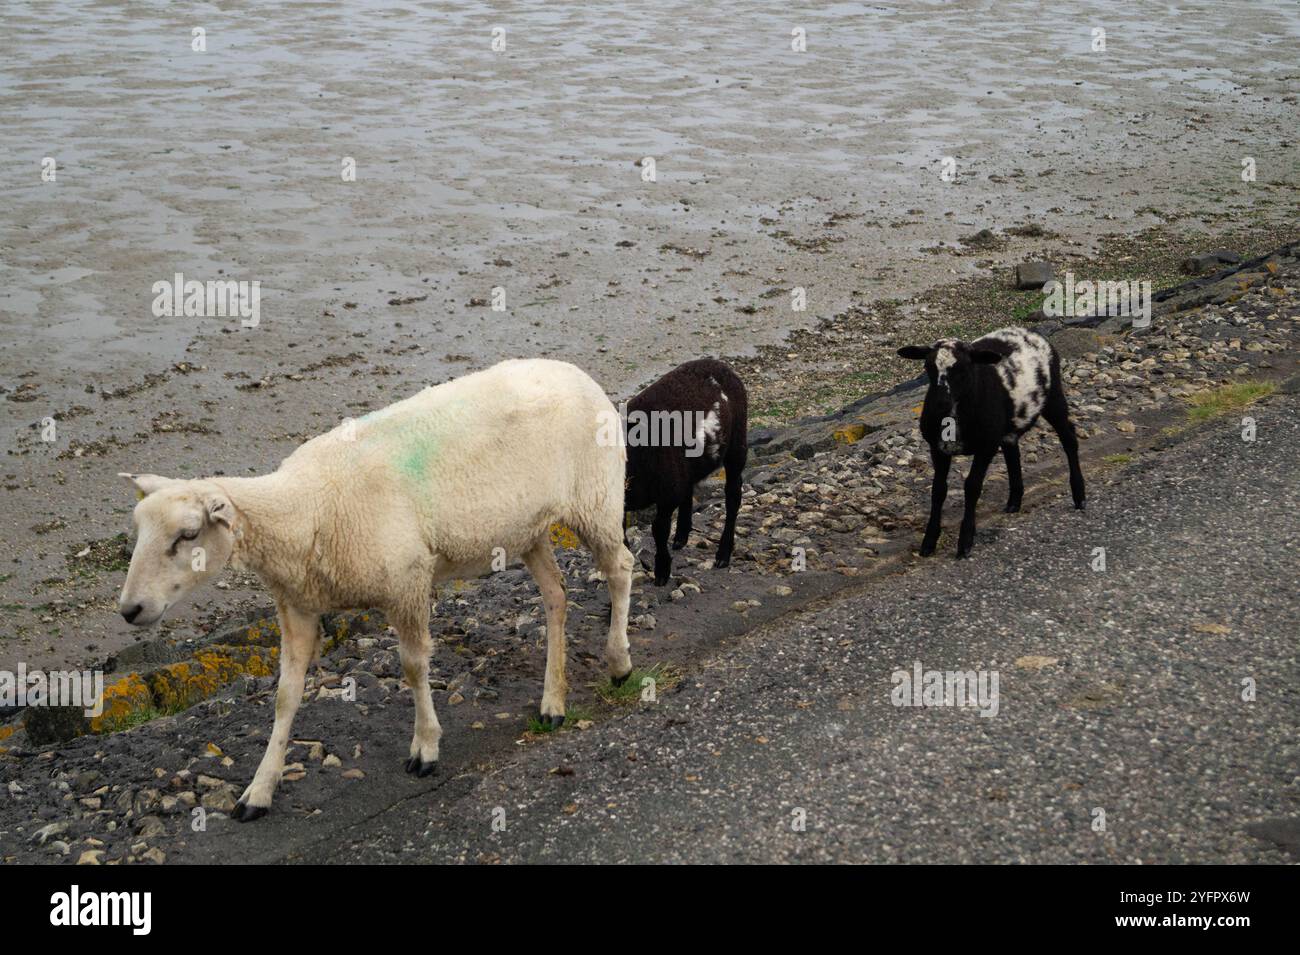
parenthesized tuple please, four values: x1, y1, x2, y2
(120, 472, 177, 499)
(203, 490, 234, 529)
(897, 345, 931, 360)
(971, 349, 1004, 364)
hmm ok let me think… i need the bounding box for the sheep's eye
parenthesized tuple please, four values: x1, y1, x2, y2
(170, 528, 200, 554)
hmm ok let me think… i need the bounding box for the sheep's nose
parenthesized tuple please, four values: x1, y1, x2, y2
(121, 603, 143, 624)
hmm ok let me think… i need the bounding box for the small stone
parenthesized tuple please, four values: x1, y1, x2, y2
(76, 850, 104, 865)
(322, 754, 342, 768)
(1014, 261, 1054, 290)
(135, 815, 166, 838)
(200, 786, 237, 813)
(1116, 420, 1137, 433)
(141, 847, 167, 864)
(341, 769, 365, 780)
(30, 821, 67, 846)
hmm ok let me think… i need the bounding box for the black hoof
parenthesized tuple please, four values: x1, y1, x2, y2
(653, 574, 670, 586)
(611, 670, 633, 688)
(1075, 500, 1086, 511)
(539, 713, 565, 730)
(406, 756, 438, 777)
(919, 542, 937, 557)
(672, 539, 688, 551)
(714, 555, 731, 569)
(955, 547, 972, 560)
(232, 800, 268, 823)
(1005, 502, 1021, 513)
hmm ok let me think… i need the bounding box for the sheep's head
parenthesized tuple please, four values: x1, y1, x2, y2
(897, 340, 1002, 398)
(117, 473, 237, 626)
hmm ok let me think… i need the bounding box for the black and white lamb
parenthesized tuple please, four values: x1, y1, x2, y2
(897, 326, 1085, 558)
(624, 358, 748, 585)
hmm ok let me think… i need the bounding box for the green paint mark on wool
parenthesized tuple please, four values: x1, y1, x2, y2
(395, 430, 440, 482)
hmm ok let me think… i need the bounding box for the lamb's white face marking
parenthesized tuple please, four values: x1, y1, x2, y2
(933, 340, 959, 388)
(979, 326, 1053, 431)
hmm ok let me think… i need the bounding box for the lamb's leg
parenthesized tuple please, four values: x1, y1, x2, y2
(956, 449, 995, 558)
(672, 491, 693, 550)
(920, 447, 951, 556)
(395, 605, 440, 777)
(1002, 441, 1024, 513)
(1043, 388, 1086, 510)
(716, 450, 746, 568)
(523, 542, 568, 729)
(594, 540, 634, 686)
(651, 502, 674, 586)
(234, 601, 318, 822)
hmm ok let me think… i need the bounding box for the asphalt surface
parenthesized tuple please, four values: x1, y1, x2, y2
(226, 390, 1297, 864)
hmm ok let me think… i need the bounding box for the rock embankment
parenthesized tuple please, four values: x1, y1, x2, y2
(1, 244, 1296, 864)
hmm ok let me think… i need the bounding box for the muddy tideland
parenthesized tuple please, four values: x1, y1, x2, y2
(2, 1, 1298, 675)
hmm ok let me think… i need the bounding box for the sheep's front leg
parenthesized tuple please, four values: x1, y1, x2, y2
(234, 602, 319, 822)
(956, 449, 995, 558)
(920, 447, 951, 556)
(395, 606, 440, 777)
(523, 542, 568, 729)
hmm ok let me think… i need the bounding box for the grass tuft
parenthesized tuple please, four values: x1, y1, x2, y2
(527, 704, 596, 734)
(595, 663, 683, 704)
(1185, 381, 1276, 422)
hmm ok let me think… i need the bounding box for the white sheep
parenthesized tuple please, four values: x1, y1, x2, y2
(117, 358, 635, 822)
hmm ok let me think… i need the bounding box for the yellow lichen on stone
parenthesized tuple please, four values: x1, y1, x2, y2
(832, 423, 868, 445)
(145, 645, 278, 714)
(88, 673, 153, 733)
(549, 523, 581, 550)
(241, 617, 281, 647)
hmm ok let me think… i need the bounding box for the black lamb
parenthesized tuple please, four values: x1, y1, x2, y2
(624, 358, 748, 585)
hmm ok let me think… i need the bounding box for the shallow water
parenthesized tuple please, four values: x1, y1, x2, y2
(1, 0, 1298, 407)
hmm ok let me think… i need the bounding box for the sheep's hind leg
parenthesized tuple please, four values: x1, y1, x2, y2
(523, 542, 568, 729)
(672, 491, 693, 550)
(1043, 389, 1086, 510)
(1002, 440, 1024, 513)
(235, 601, 318, 822)
(592, 539, 634, 686)
(715, 448, 746, 568)
(395, 605, 440, 777)
(651, 502, 674, 586)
